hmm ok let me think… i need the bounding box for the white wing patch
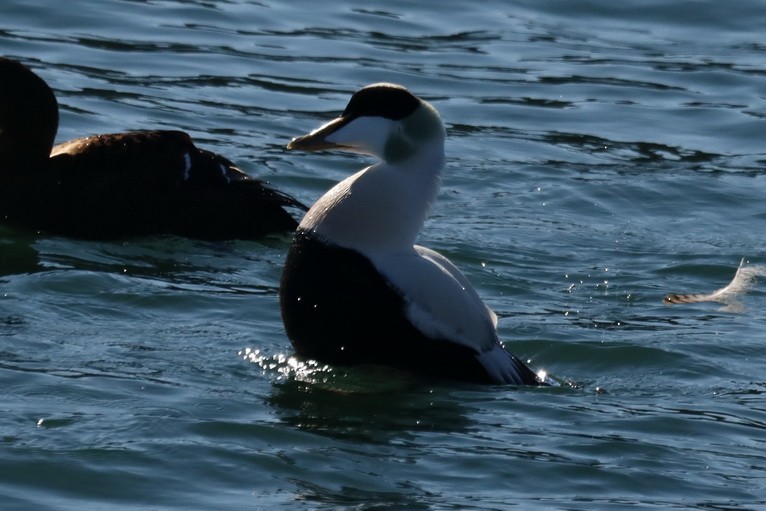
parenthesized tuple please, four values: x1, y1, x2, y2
(182, 152, 192, 181)
(373, 245, 498, 352)
(219, 163, 231, 183)
(414, 245, 499, 328)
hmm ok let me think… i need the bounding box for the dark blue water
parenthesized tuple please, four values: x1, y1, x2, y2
(1, 1, 765, 509)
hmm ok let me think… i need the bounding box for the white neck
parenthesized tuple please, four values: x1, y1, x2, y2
(299, 137, 445, 253)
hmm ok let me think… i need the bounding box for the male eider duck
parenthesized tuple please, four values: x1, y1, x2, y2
(0, 57, 306, 240)
(280, 83, 544, 385)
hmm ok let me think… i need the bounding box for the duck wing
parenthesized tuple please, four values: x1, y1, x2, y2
(36, 130, 306, 239)
(374, 246, 538, 384)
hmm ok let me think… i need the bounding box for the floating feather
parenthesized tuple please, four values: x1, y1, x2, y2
(664, 258, 766, 308)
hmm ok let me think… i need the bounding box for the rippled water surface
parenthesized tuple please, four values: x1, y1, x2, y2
(1, 1, 766, 509)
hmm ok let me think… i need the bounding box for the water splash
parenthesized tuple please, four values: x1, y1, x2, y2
(239, 347, 334, 384)
(239, 347, 419, 392)
(664, 258, 766, 311)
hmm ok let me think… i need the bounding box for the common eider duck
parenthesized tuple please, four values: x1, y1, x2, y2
(280, 83, 545, 385)
(0, 57, 306, 240)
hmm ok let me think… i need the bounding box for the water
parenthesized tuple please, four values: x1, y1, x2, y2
(1, 0, 765, 509)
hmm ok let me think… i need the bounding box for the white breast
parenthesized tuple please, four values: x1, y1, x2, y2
(300, 139, 445, 253)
